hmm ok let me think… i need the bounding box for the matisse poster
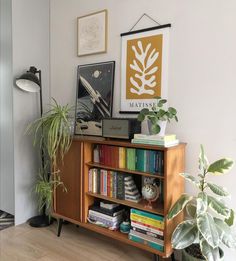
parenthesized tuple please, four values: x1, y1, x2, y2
(120, 25, 170, 113)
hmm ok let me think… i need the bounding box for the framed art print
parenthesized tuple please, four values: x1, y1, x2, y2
(120, 24, 171, 113)
(75, 61, 115, 136)
(77, 9, 107, 56)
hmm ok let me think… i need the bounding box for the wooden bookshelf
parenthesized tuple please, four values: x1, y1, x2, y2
(53, 138, 186, 258)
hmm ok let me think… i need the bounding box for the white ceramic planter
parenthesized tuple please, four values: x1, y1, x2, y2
(141, 119, 167, 136)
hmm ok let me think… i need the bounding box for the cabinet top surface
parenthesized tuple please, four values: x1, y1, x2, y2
(73, 135, 186, 150)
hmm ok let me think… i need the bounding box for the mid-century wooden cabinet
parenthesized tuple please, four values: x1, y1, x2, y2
(53, 137, 186, 259)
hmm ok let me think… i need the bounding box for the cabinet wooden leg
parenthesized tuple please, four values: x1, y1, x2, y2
(153, 254, 159, 261)
(171, 253, 175, 261)
(57, 218, 63, 237)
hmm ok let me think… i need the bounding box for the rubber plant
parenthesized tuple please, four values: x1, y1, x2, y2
(137, 97, 178, 134)
(167, 145, 236, 261)
(26, 98, 73, 215)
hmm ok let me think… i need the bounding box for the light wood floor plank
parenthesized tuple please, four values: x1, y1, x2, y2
(0, 223, 172, 260)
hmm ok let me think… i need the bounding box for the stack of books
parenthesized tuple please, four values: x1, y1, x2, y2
(124, 176, 141, 203)
(131, 134, 179, 147)
(87, 201, 124, 230)
(129, 208, 164, 252)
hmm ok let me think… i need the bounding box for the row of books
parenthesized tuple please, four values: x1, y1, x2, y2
(88, 168, 141, 202)
(87, 202, 125, 230)
(131, 134, 179, 147)
(129, 208, 164, 252)
(93, 145, 164, 175)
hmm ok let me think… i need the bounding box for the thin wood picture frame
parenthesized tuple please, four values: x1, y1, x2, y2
(75, 61, 115, 136)
(120, 24, 171, 113)
(77, 9, 108, 56)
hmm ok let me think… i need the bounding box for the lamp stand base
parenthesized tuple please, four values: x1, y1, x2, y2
(28, 215, 53, 227)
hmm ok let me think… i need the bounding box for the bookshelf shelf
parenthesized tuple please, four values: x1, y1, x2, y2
(86, 162, 165, 179)
(86, 192, 164, 215)
(53, 138, 186, 258)
(81, 222, 165, 256)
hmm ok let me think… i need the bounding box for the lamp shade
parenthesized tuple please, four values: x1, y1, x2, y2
(16, 67, 41, 93)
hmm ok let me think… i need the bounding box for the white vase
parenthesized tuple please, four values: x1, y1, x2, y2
(141, 119, 167, 136)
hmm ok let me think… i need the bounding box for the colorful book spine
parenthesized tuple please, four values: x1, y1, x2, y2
(131, 209, 164, 222)
(129, 229, 164, 246)
(132, 226, 164, 240)
(128, 234, 164, 252)
(118, 147, 126, 169)
(130, 214, 164, 230)
(131, 220, 164, 236)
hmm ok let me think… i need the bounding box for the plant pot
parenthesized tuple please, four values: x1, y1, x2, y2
(182, 246, 224, 261)
(141, 119, 167, 136)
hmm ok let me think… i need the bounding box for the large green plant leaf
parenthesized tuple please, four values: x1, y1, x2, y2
(186, 202, 197, 218)
(179, 173, 199, 187)
(214, 218, 236, 248)
(225, 209, 235, 226)
(171, 220, 198, 249)
(208, 195, 231, 218)
(207, 182, 229, 197)
(167, 194, 193, 220)
(200, 236, 220, 261)
(197, 192, 208, 215)
(207, 158, 234, 175)
(197, 213, 219, 248)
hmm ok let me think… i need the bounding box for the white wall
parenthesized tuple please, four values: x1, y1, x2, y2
(50, 0, 236, 259)
(12, 0, 50, 225)
(0, 0, 14, 215)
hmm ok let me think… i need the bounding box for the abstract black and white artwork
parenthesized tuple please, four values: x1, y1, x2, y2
(75, 61, 115, 136)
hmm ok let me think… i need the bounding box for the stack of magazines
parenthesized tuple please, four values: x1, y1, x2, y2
(87, 201, 125, 230)
(131, 134, 179, 147)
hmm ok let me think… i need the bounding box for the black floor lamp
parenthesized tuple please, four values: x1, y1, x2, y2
(16, 66, 51, 227)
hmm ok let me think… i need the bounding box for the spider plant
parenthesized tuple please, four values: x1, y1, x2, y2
(26, 98, 73, 169)
(35, 166, 67, 217)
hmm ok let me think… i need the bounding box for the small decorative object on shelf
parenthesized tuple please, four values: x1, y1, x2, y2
(137, 97, 178, 136)
(142, 177, 160, 209)
(124, 175, 141, 203)
(120, 221, 131, 234)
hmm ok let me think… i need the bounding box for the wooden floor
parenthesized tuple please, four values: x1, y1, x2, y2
(0, 222, 173, 261)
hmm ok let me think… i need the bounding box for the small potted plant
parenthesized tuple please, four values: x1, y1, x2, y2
(167, 145, 236, 260)
(137, 97, 178, 135)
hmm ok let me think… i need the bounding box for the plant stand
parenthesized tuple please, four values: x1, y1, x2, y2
(28, 214, 52, 227)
